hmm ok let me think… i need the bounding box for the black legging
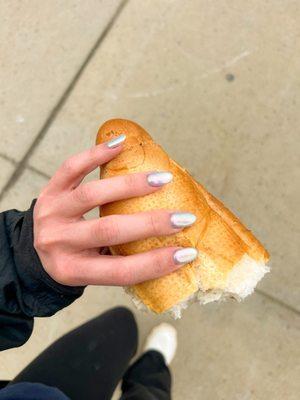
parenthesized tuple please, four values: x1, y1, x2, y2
(5, 307, 171, 400)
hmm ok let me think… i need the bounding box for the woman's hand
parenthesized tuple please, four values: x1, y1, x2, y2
(33, 135, 198, 287)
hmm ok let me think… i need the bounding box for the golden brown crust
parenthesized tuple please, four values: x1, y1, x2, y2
(196, 183, 270, 263)
(96, 119, 269, 313)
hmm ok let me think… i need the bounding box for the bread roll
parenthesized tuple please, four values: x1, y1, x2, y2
(96, 119, 269, 317)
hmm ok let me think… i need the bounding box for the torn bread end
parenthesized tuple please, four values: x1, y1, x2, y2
(126, 254, 269, 319)
(166, 254, 270, 318)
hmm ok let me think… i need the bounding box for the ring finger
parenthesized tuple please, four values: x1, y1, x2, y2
(66, 210, 197, 249)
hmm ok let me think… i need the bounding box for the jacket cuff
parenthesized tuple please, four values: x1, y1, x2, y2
(12, 199, 85, 317)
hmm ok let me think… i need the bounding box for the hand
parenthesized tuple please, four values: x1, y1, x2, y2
(33, 135, 198, 287)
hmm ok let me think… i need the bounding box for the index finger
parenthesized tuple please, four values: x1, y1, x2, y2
(46, 134, 126, 193)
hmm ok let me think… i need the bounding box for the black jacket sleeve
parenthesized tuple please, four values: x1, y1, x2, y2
(0, 200, 84, 351)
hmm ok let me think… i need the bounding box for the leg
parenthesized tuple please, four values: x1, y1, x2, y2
(11, 307, 138, 400)
(0, 382, 69, 400)
(120, 350, 171, 400)
(120, 323, 177, 400)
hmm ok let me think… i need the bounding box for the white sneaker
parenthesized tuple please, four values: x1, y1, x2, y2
(143, 323, 177, 365)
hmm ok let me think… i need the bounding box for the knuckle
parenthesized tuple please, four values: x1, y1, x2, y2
(88, 145, 99, 161)
(147, 212, 162, 236)
(34, 230, 49, 251)
(61, 158, 75, 174)
(34, 193, 56, 221)
(152, 252, 167, 276)
(73, 185, 92, 204)
(124, 174, 138, 191)
(53, 253, 81, 285)
(37, 186, 49, 199)
(34, 229, 53, 251)
(52, 259, 74, 285)
(34, 205, 52, 222)
(117, 262, 134, 285)
(97, 218, 120, 244)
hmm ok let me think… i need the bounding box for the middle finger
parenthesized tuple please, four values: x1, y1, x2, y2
(66, 210, 197, 249)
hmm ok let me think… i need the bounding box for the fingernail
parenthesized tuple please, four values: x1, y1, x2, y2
(173, 248, 198, 265)
(147, 172, 173, 187)
(106, 134, 126, 148)
(170, 212, 197, 228)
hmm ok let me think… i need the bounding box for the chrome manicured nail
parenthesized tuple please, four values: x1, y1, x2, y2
(147, 172, 173, 187)
(106, 134, 126, 148)
(170, 212, 197, 228)
(173, 248, 198, 265)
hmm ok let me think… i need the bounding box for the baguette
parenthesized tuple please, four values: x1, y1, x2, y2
(96, 119, 269, 316)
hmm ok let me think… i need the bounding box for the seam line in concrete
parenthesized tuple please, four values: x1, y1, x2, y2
(0, 0, 129, 202)
(0, 153, 17, 165)
(27, 166, 51, 180)
(256, 289, 300, 315)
